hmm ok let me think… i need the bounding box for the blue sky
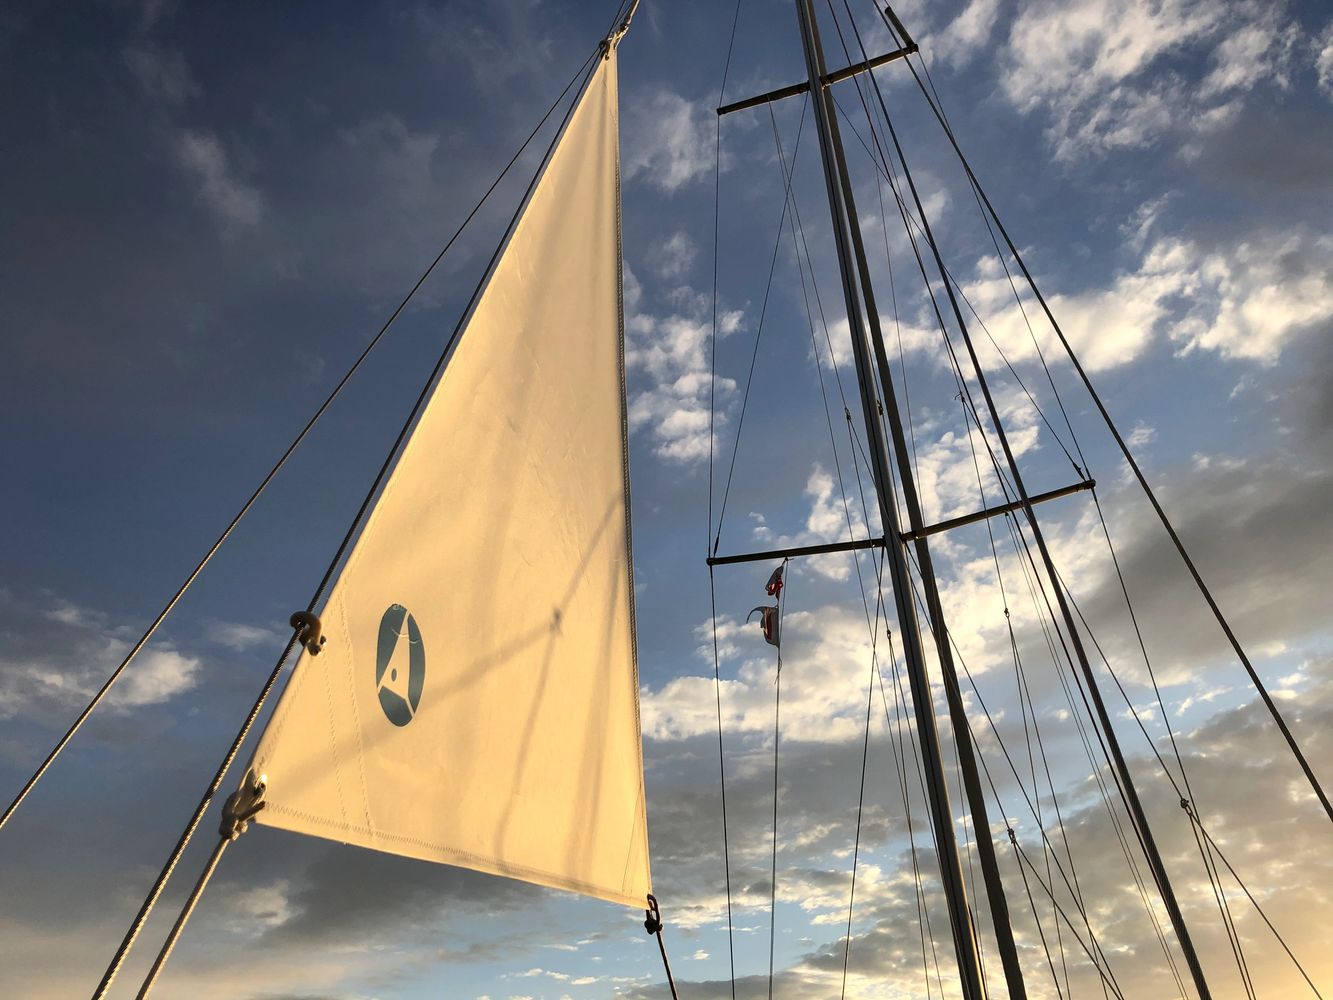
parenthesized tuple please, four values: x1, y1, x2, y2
(1, 0, 1331, 998)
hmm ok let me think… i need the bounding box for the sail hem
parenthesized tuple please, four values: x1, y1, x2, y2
(259, 802, 648, 908)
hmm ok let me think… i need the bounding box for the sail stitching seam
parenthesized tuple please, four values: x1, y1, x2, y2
(338, 594, 374, 832)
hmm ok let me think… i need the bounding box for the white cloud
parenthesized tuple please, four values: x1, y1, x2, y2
(747, 465, 880, 582)
(1169, 232, 1333, 363)
(1318, 24, 1333, 98)
(623, 88, 714, 193)
(958, 227, 1331, 373)
(224, 879, 293, 932)
(1002, 0, 1303, 159)
(0, 638, 199, 719)
(647, 231, 698, 281)
(1198, 15, 1298, 99)
(175, 130, 263, 235)
(105, 648, 199, 707)
(205, 620, 284, 651)
(1127, 421, 1157, 448)
(642, 601, 897, 743)
(625, 267, 742, 464)
(0, 594, 202, 719)
(928, 0, 1000, 67)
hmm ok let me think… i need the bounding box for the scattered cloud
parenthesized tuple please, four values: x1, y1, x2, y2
(647, 231, 698, 281)
(957, 226, 1332, 373)
(1318, 24, 1333, 98)
(409, 0, 556, 91)
(928, 0, 1001, 67)
(1126, 421, 1156, 448)
(625, 267, 742, 464)
(0, 594, 201, 721)
(623, 88, 714, 193)
(642, 600, 895, 744)
(175, 130, 263, 235)
(123, 44, 196, 106)
(1168, 232, 1333, 362)
(1002, 0, 1303, 159)
(205, 620, 285, 652)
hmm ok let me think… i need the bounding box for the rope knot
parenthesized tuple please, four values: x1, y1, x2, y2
(1006, 827, 1016, 842)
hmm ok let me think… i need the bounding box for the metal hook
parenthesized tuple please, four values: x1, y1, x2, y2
(643, 893, 663, 935)
(290, 611, 326, 656)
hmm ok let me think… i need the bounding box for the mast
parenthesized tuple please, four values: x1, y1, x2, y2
(791, 3, 1001, 997)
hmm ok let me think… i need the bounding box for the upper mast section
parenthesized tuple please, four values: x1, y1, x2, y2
(605, 0, 640, 53)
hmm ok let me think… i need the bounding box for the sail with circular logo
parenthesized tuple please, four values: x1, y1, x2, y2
(236, 49, 651, 909)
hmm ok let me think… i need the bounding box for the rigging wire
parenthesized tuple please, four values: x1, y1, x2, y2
(95, 32, 614, 997)
(770, 100, 912, 1000)
(899, 553, 1130, 999)
(940, 347, 1080, 999)
(867, 46, 1253, 989)
(706, 568, 740, 1000)
(0, 41, 603, 838)
(883, 631, 947, 1000)
(879, 3, 1332, 827)
(825, 67, 950, 993)
(707, 4, 745, 995)
(829, 94, 1082, 480)
(1004, 512, 1191, 997)
(767, 559, 790, 1000)
(1088, 488, 1256, 998)
(847, 26, 1215, 996)
(831, 68, 1132, 1000)
(1052, 560, 1322, 995)
(903, 34, 1091, 479)
(840, 652, 880, 1000)
(713, 103, 809, 553)
(768, 127, 950, 998)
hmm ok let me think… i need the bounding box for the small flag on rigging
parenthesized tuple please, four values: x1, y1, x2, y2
(765, 564, 784, 598)
(748, 605, 780, 648)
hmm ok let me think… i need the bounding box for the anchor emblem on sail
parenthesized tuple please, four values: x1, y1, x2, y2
(375, 604, 425, 727)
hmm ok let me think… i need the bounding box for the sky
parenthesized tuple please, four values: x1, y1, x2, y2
(1, 0, 1331, 998)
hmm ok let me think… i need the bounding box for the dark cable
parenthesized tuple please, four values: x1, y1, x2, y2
(93, 38, 607, 998)
(707, 4, 745, 993)
(887, 3, 1331, 824)
(0, 43, 601, 837)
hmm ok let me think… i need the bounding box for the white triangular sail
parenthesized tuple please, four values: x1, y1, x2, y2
(243, 47, 651, 908)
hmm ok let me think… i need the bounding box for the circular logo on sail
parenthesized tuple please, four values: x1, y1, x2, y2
(375, 604, 424, 727)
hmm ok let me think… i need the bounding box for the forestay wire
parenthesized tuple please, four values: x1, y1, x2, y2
(707, 2, 746, 997)
(876, 0, 1332, 826)
(855, 18, 1301, 984)
(0, 38, 607, 841)
(89, 20, 621, 996)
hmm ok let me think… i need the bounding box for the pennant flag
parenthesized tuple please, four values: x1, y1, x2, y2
(765, 565, 784, 598)
(748, 605, 780, 648)
(238, 49, 651, 909)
